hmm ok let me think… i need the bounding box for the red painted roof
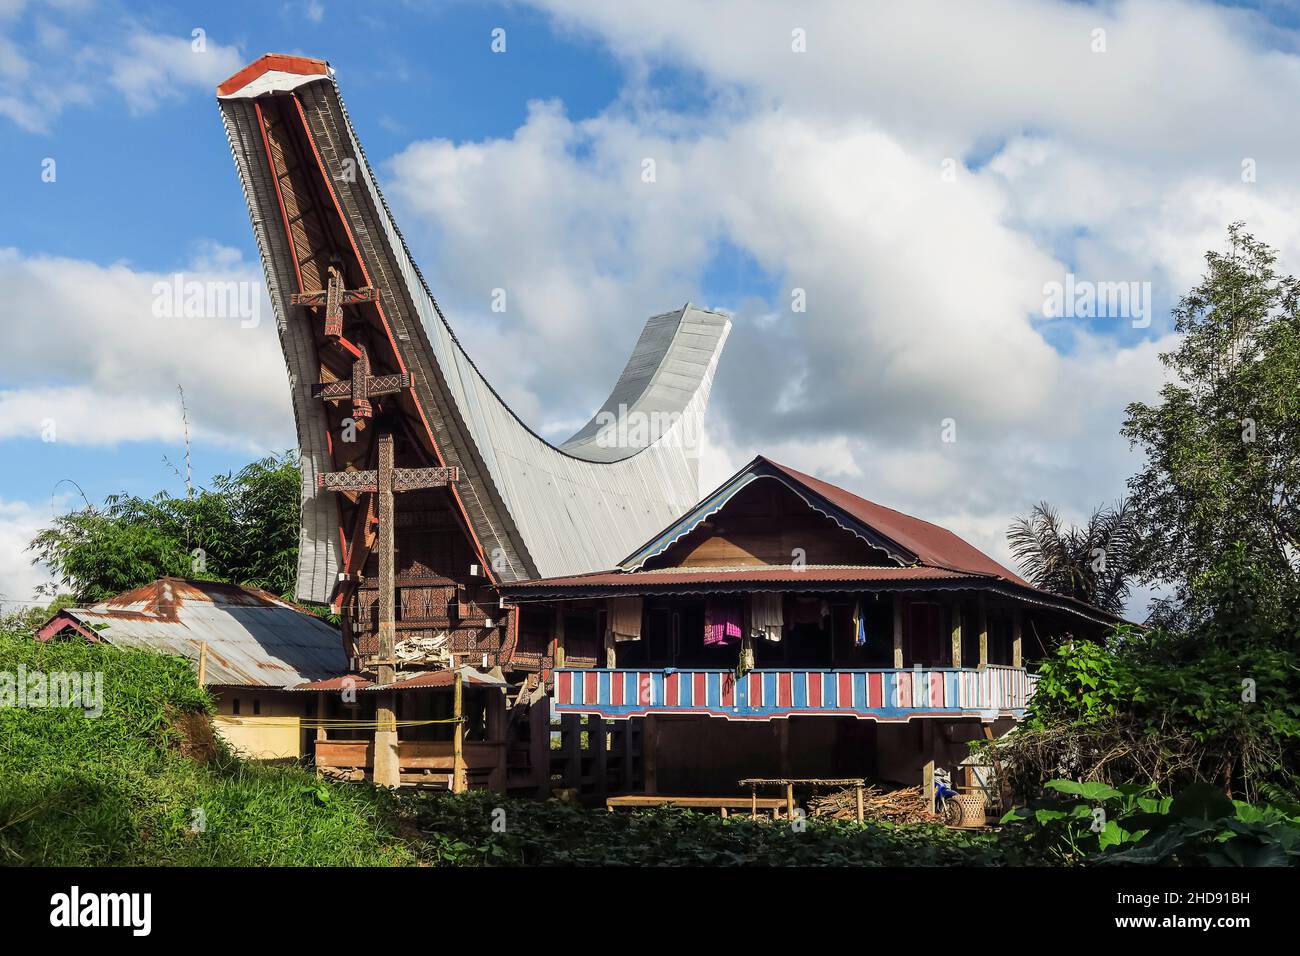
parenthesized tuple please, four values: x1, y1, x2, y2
(289, 674, 373, 692)
(216, 53, 329, 96)
(505, 565, 979, 591)
(761, 458, 1031, 586)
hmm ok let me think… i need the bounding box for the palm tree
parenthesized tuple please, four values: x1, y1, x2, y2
(1007, 499, 1138, 616)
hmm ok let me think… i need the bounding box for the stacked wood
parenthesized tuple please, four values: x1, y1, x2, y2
(807, 785, 938, 825)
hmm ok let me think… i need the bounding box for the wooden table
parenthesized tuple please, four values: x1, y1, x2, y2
(739, 777, 868, 823)
(606, 794, 788, 818)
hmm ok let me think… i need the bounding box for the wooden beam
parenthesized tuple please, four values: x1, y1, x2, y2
(196, 641, 208, 686)
(1012, 607, 1023, 668)
(554, 608, 566, 668)
(592, 714, 608, 802)
(643, 715, 659, 795)
(372, 432, 400, 788)
(923, 759, 935, 815)
(978, 596, 989, 669)
(529, 693, 551, 799)
(950, 602, 962, 669)
(892, 596, 904, 668)
(485, 688, 506, 792)
(452, 669, 466, 793)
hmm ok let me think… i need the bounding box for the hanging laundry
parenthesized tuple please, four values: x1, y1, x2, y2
(852, 599, 868, 647)
(607, 596, 644, 642)
(704, 598, 743, 646)
(749, 592, 784, 642)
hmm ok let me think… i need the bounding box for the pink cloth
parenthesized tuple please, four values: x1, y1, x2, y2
(704, 599, 743, 646)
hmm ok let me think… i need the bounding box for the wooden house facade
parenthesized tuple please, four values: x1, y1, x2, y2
(500, 457, 1119, 800)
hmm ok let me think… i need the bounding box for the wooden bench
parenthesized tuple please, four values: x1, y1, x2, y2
(606, 794, 789, 819)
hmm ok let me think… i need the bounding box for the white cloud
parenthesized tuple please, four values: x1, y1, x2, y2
(0, 246, 294, 453)
(371, 0, 1300, 619)
(0, 497, 58, 608)
(0, 11, 243, 131)
(106, 32, 243, 115)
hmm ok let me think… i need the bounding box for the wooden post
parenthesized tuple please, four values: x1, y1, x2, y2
(950, 602, 962, 669)
(529, 693, 551, 798)
(750, 785, 758, 818)
(372, 432, 401, 789)
(452, 669, 466, 793)
(1011, 608, 1023, 669)
(855, 781, 865, 824)
(485, 687, 506, 792)
(554, 608, 566, 668)
(892, 596, 904, 668)
(923, 759, 935, 814)
(562, 714, 582, 791)
(785, 782, 796, 821)
(591, 714, 608, 801)
(978, 596, 989, 669)
(604, 623, 617, 669)
(315, 693, 328, 742)
(643, 715, 659, 794)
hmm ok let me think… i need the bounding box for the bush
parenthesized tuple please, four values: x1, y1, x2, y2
(0, 630, 411, 866)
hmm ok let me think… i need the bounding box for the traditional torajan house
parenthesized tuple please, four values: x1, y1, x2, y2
(37, 578, 348, 760)
(499, 456, 1121, 805)
(213, 54, 730, 789)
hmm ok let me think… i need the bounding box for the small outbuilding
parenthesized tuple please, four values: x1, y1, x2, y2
(38, 577, 349, 760)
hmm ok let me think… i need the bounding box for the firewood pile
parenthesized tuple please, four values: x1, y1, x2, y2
(807, 785, 938, 824)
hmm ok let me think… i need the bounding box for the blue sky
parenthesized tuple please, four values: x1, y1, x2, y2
(3, 0, 1299, 610)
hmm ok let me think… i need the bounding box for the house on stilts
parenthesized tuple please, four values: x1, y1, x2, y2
(204, 53, 1121, 807)
(498, 456, 1121, 807)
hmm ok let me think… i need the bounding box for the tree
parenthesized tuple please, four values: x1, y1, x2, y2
(1122, 224, 1300, 620)
(30, 453, 302, 604)
(1007, 499, 1138, 616)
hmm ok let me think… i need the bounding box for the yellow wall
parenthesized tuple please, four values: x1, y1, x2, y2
(212, 690, 307, 760)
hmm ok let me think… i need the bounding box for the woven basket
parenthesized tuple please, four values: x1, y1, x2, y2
(953, 794, 988, 828)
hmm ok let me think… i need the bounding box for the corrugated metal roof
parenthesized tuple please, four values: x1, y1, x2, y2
(507, 565, 978, 590)
(289, 666, 508, 692)
(217, 56, 731, 600)
(762, 458, 1031, 585)
(50, 578, 348, 688)
(501, 457, 1122, 625)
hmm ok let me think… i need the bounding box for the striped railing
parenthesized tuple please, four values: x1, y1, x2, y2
(553, 666, 1036, 722)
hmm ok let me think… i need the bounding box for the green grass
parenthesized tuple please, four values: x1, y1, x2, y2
(0, 630, 412, 866)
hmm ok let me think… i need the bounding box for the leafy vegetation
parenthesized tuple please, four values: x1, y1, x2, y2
(1122, 222, 1300, 625)
(0, 630, 411, 866)
(28, 452, 301, 604)
(406, 790, 1017, 867)
(1007, 499, 1138, 616)
(999, 779, 1300, 867)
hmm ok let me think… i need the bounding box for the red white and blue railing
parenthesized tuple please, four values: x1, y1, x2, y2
(552, 665, 1036, 722)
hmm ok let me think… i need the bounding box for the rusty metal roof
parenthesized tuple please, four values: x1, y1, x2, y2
(504, 565, 980, 596)
(47, 578, 348, 688)
(288, 666, 508, 693)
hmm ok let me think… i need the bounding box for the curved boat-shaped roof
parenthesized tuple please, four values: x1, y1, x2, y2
(217, 55, 730, 600)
